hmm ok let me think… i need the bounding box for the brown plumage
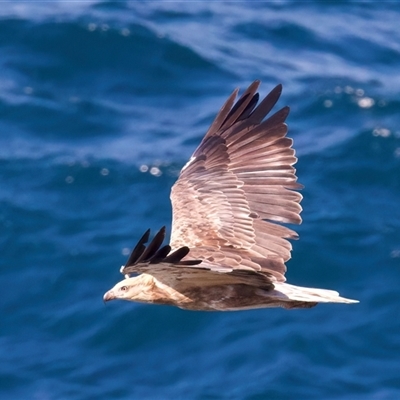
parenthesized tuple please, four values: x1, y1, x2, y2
(103, 81, 358, 311)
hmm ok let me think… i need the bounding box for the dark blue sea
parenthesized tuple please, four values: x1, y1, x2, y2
(1, 2, 399, 399)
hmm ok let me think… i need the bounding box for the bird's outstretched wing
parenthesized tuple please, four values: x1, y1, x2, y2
(170, 81, 302, 282)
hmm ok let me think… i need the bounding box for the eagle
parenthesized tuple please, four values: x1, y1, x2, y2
(103, 81, 358, 311)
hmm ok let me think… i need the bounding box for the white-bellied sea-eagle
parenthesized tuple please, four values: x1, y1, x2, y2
(103, 81, 358, 311)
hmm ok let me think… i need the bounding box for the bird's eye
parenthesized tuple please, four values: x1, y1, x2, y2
(120, 286, 128, 292)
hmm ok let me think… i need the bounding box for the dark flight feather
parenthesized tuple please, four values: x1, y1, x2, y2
(122, 227, 202, 275)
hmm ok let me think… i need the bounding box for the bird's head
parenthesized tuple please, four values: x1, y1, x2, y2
(103, 274, 155, 303)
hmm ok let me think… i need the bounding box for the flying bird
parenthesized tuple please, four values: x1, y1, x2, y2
(103, 81, 358, 311)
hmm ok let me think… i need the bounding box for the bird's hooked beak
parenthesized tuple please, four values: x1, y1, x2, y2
(103, 290, 115, 303)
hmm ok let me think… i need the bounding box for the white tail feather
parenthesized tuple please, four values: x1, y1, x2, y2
(273, 282, 359, 304)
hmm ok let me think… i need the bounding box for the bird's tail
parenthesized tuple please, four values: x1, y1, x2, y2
(273, 282, 359, 304)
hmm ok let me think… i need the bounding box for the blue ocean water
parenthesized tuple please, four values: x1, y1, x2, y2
(1, 1, 400, 399)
